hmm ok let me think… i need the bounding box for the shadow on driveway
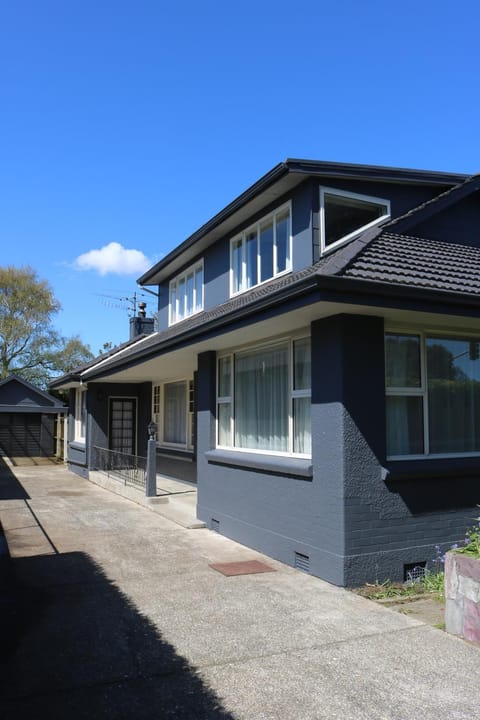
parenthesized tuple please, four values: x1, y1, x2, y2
(1, 551, 234, 720)
(0, 457, 30, 501)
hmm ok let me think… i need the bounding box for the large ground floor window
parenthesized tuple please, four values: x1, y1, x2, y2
(385, 332, 480, 457)
(217, 336, 311, 456)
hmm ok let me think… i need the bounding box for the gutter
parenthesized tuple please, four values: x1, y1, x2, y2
(82, 273, 321, 380)
(82, 271, 480, 383)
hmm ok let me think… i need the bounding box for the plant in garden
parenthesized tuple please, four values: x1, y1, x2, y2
(454, 508, 480, 558)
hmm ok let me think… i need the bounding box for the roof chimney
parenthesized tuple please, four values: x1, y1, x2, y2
(129, 302, 155, 339)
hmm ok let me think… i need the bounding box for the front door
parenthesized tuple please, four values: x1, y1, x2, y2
(109, 398, 137, 455)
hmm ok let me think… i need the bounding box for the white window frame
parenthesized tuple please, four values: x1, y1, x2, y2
(168, 260, 204, 326)
(74, 387, 87, 442)
(229, 201, 292, 297)
(386, 329, 480, 460)
(152, 378, 194, 450)
(320, 186, 390, 255)
(216, 333, 311, 458)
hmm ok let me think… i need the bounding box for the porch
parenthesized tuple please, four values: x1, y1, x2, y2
(89, 447, 203, 529)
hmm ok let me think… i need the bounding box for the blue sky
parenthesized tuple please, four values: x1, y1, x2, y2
(0, 0, 478, 354)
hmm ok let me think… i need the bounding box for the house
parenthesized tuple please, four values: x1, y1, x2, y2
(50, 159, 480, 587)
(0, 374, 66, 458)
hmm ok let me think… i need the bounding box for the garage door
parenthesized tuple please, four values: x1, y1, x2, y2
(0, 414, 44, 457)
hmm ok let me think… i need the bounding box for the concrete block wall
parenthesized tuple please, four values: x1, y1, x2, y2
(445, 552, 480, 644)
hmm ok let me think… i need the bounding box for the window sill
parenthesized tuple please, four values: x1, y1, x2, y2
(205, 449, 312, 479)
(70, 441, 86, 450)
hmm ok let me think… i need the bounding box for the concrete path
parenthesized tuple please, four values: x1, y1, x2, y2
(0, 461, 479, 720)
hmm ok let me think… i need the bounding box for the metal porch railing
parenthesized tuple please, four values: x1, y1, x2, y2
(92, 445, 147, 491)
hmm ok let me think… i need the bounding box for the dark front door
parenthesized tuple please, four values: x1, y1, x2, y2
(109, 399, 137, 455)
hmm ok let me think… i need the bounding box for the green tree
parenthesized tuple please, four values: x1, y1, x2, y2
(0, 265, 93, 387)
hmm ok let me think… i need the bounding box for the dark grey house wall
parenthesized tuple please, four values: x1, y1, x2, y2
(195, 326, 347, 586)
(195, 311, 478, 587)
(407, 194, 480, 248)
(88, 382, 152, 466)
(327, 314, 476, 586)
(67, 388, 88, 478)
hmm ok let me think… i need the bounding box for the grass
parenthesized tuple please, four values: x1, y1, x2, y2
(355, 571, 445, 602)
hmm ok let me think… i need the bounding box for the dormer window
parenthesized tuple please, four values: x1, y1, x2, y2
(230, 202, 291, 296)
(169, 260, 203, 325)
(320, 187, 390, 254)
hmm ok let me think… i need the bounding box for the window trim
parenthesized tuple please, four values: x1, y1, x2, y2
(168, 259, 204, 326)
(385, 328, 480, 460)
(229, 201, 292, 297)
(320, 186, 391, 255)
(216, 333, 311, 458)
(74, 387, 87, 442)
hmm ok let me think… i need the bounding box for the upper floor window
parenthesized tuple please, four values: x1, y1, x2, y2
(230, 203, 291, 296)
(320, 187, 390, 254)
(386, 332, 480, 458)
(169, 261, 203, 325)
(74, 387, 87, 442)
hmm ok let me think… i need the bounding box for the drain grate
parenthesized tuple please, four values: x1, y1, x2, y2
(294, 551, 310, 573)
(211, 518, 220, 532)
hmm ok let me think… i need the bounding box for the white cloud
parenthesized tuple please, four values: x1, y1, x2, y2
(74, 242, 151, 276)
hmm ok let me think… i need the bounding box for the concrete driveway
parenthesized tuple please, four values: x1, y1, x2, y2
(1, 461, 479, 719)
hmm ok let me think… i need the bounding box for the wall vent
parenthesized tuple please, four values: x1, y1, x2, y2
(404, 562, 426, 583)
(211, 518, 220, 532)
(294, 551, 310, 573)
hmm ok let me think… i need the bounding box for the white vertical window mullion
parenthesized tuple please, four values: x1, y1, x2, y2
(288, 339, 294, 453)
(256, 223, 261, 286)
(242, 235, 246, 292)
(273, 213, 278, 279)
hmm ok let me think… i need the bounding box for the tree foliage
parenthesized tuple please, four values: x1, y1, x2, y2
(0, 266, 94, 387)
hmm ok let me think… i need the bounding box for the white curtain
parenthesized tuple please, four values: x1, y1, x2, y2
(235, 345, 288, 451)
(164, 382, 186, 444)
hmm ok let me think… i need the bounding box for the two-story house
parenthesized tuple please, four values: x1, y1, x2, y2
(50, 159, 480, 587)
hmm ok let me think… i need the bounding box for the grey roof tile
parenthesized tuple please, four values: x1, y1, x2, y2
(342, 231, 480, 296)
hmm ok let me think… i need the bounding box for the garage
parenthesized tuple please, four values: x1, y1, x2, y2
(0, 375, 66, 458)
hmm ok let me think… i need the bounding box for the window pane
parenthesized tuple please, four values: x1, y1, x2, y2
(276, 210, 290, 274)
(385, 334, 421, 388)
(259, 219, 274, 282)
(235, 345, 288, 451)
(386, 396, 424, 456)
(294, 338, 311, 390)
(218, 356, 231, 397)
(170, 285, 177, 323)
(427, 337, 480, 453)
(232, 239, 243, 293)
(177, 278, 185, 320)
(218, 403, 232, 446)
(294, 397, 311, 454)
(164, 381, 186, 444)
(195, 267, 203, 311)
(186, 273, 194, 316)
(246, 230, 258, 288)
(324, 193, 388, 247)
